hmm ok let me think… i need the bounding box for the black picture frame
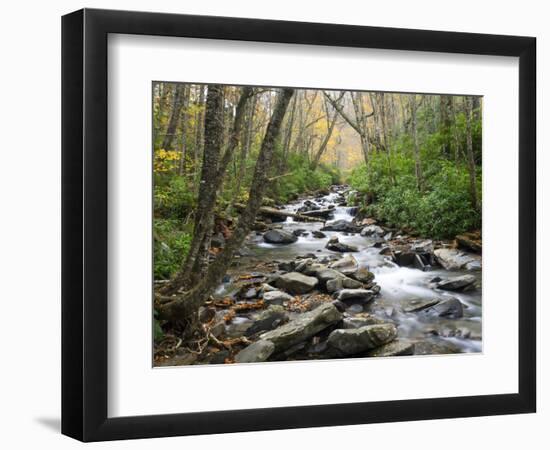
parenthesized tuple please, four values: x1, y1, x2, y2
(62, 8, 536, 442)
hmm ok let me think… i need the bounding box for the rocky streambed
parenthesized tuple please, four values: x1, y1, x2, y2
(159, 185, 482, 366)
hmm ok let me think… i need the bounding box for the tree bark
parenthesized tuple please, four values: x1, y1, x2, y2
(160, 86, 254, 294)
(409, 94, 424, 191)
(464, 97, 479, 211)
(161, 84, 185, 151)
(158, 88, 295, 325)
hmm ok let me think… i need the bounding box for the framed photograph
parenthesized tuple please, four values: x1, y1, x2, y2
(62, 8, 536, 441)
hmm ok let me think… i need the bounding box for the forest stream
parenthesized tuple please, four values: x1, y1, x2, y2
(158, 185, 482, 365)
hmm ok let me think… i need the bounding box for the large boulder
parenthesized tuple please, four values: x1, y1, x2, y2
(235, 340, 275, 363)
(367, 339, 415, 357)
(263, 229, 298, 245)
(262, 290, 294, 305)
(326, 236, 358, 253)
(434, 248, 481, 271)
(246, 305, 289, 336)
(350, 267, 375, 284)
(326, 276, 363, 293)
(341, 316, 387, 329)
(274, 272, 318, 295)
(321, 220, 361, 233)
(329, 255, 359, 275)
(436, 274, 477, 291)
(425, 297, 464, 319)
(360, 225, 385, 236)
(260, 303, 343, 352)
(327, 323, 397, 355)
(335, 289, 376, 303)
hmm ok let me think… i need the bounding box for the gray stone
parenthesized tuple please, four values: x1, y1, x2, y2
(260, 303, 343, 352)
(336, 288, 376, 303)
(350, 267, 375, 283)
(263, 229, 298, 244)
(402, 297, 440, 313)
(235, 340, 275, 363)
(274, 272, 318, 295)
(327, 324, 397, 355)
(262, 290, 294, 305)
(326, 276, 363, 293)
(426, 297, 464, 319)
(394, 251, 416, 267)
(434, 248, 482, 271)
(246, 305, 289, 336)
(326, 236, 358, 253)
(329, 255, 359, 275)
(367, 339, 415, 357)
(360, 225, 385, 236)
(437, 274, 477, 291)
(341, 316, 387, 329)
(321, 219, 360, 233)
(411, 239, 434, 254)
(312, 230, 327, 238)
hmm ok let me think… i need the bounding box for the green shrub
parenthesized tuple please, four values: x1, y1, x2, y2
(153, 218, 192, 279)
(154, 176, 195, 220)
(349, 154, 480, 239)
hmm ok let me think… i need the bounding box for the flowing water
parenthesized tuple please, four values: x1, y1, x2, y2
(234, 186, 482, 355)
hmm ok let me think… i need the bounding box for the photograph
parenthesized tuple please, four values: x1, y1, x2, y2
(152, 83, 482, 366)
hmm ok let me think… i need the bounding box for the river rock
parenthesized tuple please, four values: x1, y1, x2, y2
(393, 250, 416, 267)
(262, 290, 294, 305)
(292, 228, 307, 237)
(263, 229, 298, 244)
(411, 239, 434, 254)
(235, 340, 276, 363)
(367, 339, 415, 357)
(312, 230, 327, 238)
(341, 316, 387, 329)
(260, 303, 343, 352)
(246, 305, 289, 336)
(336, 289, 376, 303)
(414, 339, 463, 355)
(301, 209, 334, 219)
(274, 272, 319, 294)
(402, 297, 440, 313)
(326, 236, 358, 253)
(360, 225, 385, 236)
(434, 248, 481, 271)
(329, 255, 358, 275)
(456, 232, 482, 253)
(425, 297, 464, 319)
(436, 274, 477, 291)
(321, 219, 361, 233)
(326, 276, 363, 293)
(327, 324, 397, 355)
(350, 267, 375, 283)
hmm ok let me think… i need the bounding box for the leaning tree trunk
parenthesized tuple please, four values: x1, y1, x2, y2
(160, 86, 254, 295)
(157, 88, 295, 325)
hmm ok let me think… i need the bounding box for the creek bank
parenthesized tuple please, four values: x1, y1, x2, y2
(158, 185, 483, 365)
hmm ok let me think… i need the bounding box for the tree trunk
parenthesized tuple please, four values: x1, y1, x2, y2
(158, 88, 295, 325)
(464, 97, 479, 211)
(178, 85, 190, 175)
(410, 94, 424, 191)
(160, 86, 254, 295)
(162, 84, 185, 151)
(310, 97, 338, 170)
